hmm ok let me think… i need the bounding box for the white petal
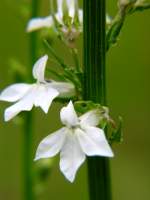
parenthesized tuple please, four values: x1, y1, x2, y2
(60, 101, 79, 127)
(50, 81, 75, 97)
(76, 127, 114, 157)
(66, 0, 75, 18)
(4, 85, 36, 121)
(35, 128, 67, 161)
(57, 0, 63, 18)
(106, 14, 112, 25)
(27, 16, 53, 32)
(34, 84, 59, 113)
(55, 12, 63, 24)
(78, 9, 83, 24)
(32, 55, 48, 82)
(0, 83, 31, 102)
(60, 131, 86, 182)
(79, 109, 101, 127)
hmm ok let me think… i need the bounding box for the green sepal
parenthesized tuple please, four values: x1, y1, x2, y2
(109, 116, 123, 144)
(74, 101, 112, 130)
(130, 3, 150, 13)
(74, 101, 103, 114)
(55, 95, 77, 103)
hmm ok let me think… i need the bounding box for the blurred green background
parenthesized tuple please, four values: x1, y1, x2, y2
(0, 0, 150, 200)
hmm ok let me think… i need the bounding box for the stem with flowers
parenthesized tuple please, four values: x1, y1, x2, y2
(83, 0, 111, 200)
(1, 0, 150, 199)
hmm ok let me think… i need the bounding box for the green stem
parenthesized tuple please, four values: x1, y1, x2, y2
(71, 48, 81, 73)
(106, 12, 125, 52)
(43, 40, 82, 91)
(30, 0, 39, 66)
(23, 1, 39, 200)
(43, 40, 68, 70)
(23, 112, 34, 200)
(83, 1, 112, 200)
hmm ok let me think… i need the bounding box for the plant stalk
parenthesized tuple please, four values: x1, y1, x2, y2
(23, 1, 39, 200)
(83, 1, 112, 200)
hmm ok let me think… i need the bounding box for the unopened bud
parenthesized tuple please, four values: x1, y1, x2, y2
(61, 26, 81, 48)
(118, 0, 137, 15)
(119, 0, 136, 6)
(135, 0, 145, 6)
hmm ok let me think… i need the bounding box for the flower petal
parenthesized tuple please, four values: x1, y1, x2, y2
(55, 12, 63, 24)
(57, 0, 63, 17)
(35, 128, 67, 161)
(79, 109, 101, 127)
(27, 16, 53, 32)
(34, 84, 59, 113)
(76, 127, 114, 157)
(32, 55, 48, 82)
(60, 101, 79, 127)
(66, 0, 75, 18)
(50, 81, 75, 97)
(60, 132, 86, 182)
(106, 14, 112, 25)
(0, 83, 31, 102)
(78, 9, 83, 24)
(4, 85, 36, 121)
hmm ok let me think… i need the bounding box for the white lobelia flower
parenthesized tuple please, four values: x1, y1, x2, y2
(27, 0, 83, 33)
(0, 55, 74, 122)
(35, 101, 114, 182)
(27, 0, 112, 33)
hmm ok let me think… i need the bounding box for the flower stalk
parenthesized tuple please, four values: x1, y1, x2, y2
(24, 0, 39, 200)
(83, 0, 112, 200)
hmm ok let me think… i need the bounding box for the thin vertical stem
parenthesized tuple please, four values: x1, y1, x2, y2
(23, 113, 34, 200)
(23, 1, 39, 200)
(71, 48, 81, 73)
(30, 0, 39, 66)
(83, 1, 112, 200)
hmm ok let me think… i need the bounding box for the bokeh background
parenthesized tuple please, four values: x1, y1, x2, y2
(0, 0, 150, 200)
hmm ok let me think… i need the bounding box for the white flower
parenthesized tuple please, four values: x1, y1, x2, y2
(35, 101, 113, 182)
(0, 55, 74, 122)
(27, 0, 112, 33)
(27, 0, 83, 32)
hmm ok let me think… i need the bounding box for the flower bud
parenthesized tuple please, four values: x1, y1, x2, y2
(135, 0, 145, 5)
(119, 0, 136, 7)
(118, 0, 137, 15)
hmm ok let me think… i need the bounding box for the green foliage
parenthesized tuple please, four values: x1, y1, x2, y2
(106, 0, 150, 51)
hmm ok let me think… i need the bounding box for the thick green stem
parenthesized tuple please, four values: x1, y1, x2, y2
(83, 1, 112, 200)
(23, 1, 39, 200)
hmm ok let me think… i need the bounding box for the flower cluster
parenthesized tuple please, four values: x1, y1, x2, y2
(27, 0, 83, 47)
(27, 0, 112, 47)
(0, 0, 114, 182)
(27, 0, 83, 33)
